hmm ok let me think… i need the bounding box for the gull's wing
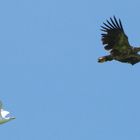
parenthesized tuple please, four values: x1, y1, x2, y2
(0, 101, 15, 124)
(0, 101, 10, 119)
(0, 101, 3, 118)
(1, 109, 10, 118)
(0, 101, 3, 109)
(101, 16, 131, 52)
(0, 117, 15, 124)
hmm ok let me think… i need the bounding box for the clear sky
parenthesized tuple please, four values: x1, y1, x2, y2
(0, 0, 140, 140)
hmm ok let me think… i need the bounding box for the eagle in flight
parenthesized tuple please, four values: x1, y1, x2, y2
(98, 16, 140, 65)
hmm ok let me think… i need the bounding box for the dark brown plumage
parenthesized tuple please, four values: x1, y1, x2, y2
(98, 16, 140, 65)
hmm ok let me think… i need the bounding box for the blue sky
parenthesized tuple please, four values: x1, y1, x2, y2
(0, 0, 140, 139)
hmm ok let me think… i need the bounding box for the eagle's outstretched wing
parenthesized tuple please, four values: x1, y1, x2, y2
(101, 16, 131, 52)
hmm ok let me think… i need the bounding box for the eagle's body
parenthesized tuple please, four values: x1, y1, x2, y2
(98, 16, 140, 65)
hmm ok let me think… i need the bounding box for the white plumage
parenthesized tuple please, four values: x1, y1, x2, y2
(0, 101, 15, 124)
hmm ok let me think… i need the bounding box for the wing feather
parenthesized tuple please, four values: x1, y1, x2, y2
(103, 22, 113, 29)
(106, 19, 116, 28)
(101, 16, 130, 51)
